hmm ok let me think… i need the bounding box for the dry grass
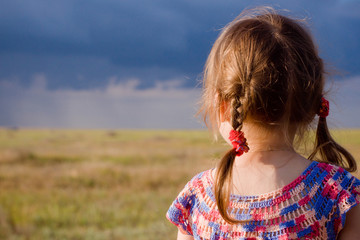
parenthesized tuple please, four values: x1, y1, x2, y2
(0, 128, 359, 240)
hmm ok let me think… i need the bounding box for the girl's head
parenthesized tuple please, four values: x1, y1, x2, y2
(200, 7, 356, 224)
(202, 7, 323, 138)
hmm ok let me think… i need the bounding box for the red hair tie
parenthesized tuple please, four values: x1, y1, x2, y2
(318, 97, 329, 118)
(229, 129, 249, 156)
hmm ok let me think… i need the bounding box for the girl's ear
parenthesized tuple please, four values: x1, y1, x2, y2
(220, 101, 231, 122)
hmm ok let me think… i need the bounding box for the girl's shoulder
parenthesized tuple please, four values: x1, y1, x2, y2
(186, 169, 214, 187)
(174, 169, 214, 200)
(313, 161, 360, 186)
(307, 161, 360, 194)
(166, 169, 214, 235)
(310, 161, 360, 216)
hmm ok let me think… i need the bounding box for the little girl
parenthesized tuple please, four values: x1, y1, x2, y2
(166, 7, 360, 240)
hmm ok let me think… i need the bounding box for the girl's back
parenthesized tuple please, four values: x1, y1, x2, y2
(167, 161, 359, 239)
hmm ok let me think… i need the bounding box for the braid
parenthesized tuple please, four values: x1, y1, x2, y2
(231, 98, 243, 131)
(215, 95, 249, 224)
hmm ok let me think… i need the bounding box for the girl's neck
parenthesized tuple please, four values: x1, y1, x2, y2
(218, 120, 311, 196)
(244, 122, 294, 151)
(233, 121, 297, 167)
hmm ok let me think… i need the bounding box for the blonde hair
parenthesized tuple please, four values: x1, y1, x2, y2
(199, 7, 356, 224)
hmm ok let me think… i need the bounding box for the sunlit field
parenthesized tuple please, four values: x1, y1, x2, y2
(0, 128, 359, 240)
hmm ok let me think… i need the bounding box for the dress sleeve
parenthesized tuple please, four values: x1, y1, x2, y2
(166, 178, 196, 235)
(337, 172, 360, 227)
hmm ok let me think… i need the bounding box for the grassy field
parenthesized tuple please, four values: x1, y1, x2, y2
(0, 128, 359, 240)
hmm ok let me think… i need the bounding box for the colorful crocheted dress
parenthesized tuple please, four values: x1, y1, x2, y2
(166, 161, 360, 239)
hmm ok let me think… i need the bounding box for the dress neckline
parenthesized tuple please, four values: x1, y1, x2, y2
(207, 160, 318, 201)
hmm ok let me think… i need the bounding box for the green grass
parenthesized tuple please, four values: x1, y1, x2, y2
(0, 128, 359, 240)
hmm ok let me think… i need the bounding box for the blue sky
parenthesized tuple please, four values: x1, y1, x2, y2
(0, 0, 359, 129)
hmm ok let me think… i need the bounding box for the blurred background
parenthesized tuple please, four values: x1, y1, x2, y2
(0, 1, 360, 240)
(0, 0, 360, 129)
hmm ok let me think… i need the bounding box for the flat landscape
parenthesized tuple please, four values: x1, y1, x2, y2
(0, 128, 359, 240)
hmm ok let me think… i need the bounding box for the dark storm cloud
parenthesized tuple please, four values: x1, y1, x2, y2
(1, 0, 358, 89)
(0, 0, 360, 128)
(0, 0, 214, 72)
